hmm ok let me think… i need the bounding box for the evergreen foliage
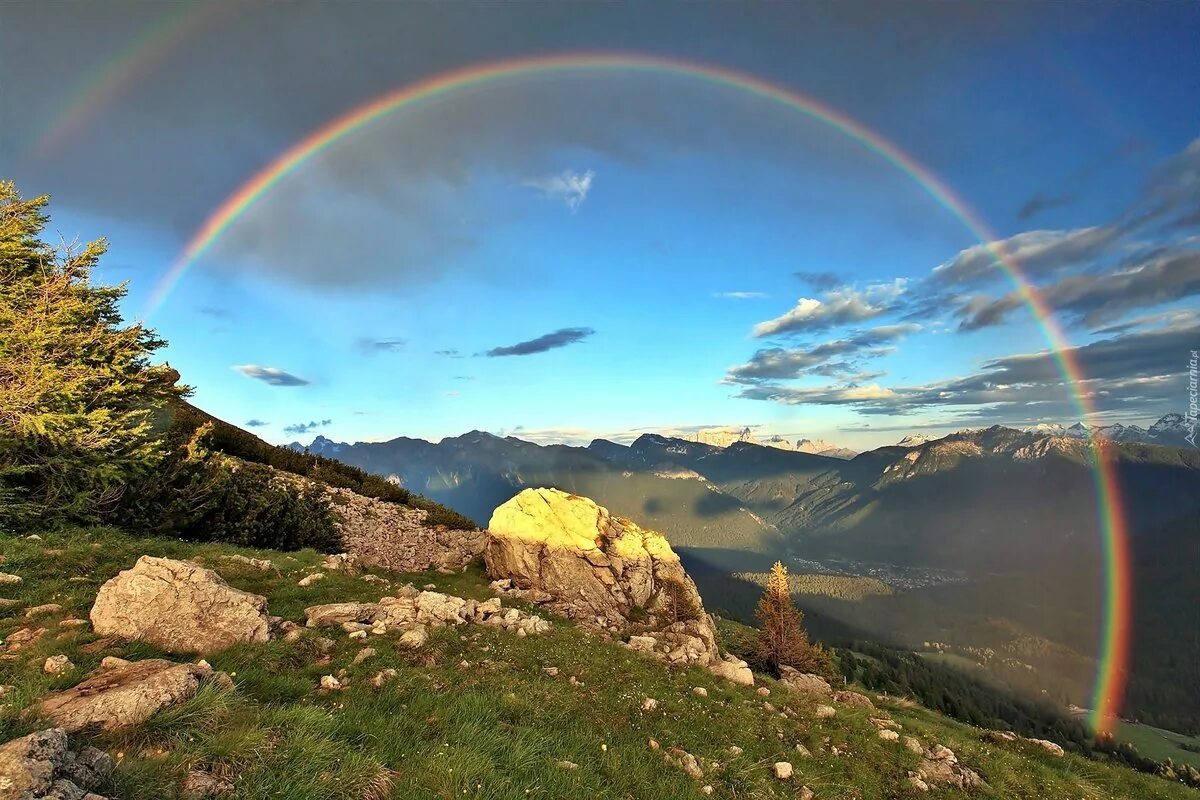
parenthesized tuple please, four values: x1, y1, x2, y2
(754, 561, 832, 676)
(0, 182, 186, 528)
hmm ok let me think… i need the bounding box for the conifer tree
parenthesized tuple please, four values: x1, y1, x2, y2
(0, 182, 186, 526)
(755, 560, 830, 675)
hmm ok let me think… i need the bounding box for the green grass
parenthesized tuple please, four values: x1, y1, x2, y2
(1, 527, 1195, 799)
(1115, 722, 1200, 770)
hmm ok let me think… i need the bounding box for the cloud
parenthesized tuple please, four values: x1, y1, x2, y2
(435, 349, 463, 358)
(726, 323, 919, 384)
(753, 281, 906, 337)
(245, 419, 269, 427)
(957, 247, 1200, 330)
(198, 306, 232, 319)
(485, 327, 595, 357)
(929, 227, 1116, 289)
(232, 364, 310, 386)
(713, 291, 768, 300)
(356, 337, 406, 353)
(525, 169, 595, 212)
(282, 419, 332, 435)
(793, 271, 844, 290)
(1017, 192, 1074, 221)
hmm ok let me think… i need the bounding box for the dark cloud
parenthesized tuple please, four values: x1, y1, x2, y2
(485, 327, 595, 357)
(434, 349, 462, 358)
(1015, 138, 1146, 222)
(245, 419, 269, 427)
(356, 337, 406, 353)
(233, 364, 310, 387)
(793, 271, 844, 290)
(282, 419, 332, 435)
(928, 227, 1116, 290)
(725, 324, 918, 384)
(736, 322, 1195, 423)
(957, 247, 1200, 330)
(1017, 192, 1073, 221)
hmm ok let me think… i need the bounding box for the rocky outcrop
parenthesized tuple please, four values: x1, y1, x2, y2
(486, 489, 713, 636)
(303, 585, 550, 638)
(910, 744, 985, 791)
(90, 556, 270, 654)
(328, 488, 487, 573)
(778, 666, 833, 696)
(37, 659, 228, 734)
(0, 728, 113, 799)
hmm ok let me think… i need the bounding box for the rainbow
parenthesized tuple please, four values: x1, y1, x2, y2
(30, 1, 228, 160)
(150, 53, 1131, 733)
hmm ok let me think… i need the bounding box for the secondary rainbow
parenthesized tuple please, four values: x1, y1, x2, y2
(149, 53, 1132, 733)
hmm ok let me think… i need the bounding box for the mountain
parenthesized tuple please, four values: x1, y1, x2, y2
(1022, 413, 1193, 447)
(896, 433, 936, 447)
(683, 427, 857, 459)
(795, 437, 858, 459)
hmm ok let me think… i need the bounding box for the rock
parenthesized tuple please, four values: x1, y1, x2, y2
(772, 761, 793, 780)
(297, 573, 325, 587)
(799, 787, 815, 800)
(398, 625, 429, 649)
(319, 675, 342, 691)
(543, 666, 560, 677)
(304, 601, 380, 628)
(833, 690, 875, 710)
(903, 735, 923, 754)
(701, 786, 714, 796)
(908, 772, 930, 792)
(181, 769, 234, 796)
(415, 591, 469, 625)
(59, 618, 88, 628)
(348, 630, 367, 640)
(708, 655, 754, 686)
(43, 655, 74, 675)
(0, 572, 21, 585)
(692, 687, 708, 697)
(778, 666, 832, 695)
(97, 656, 130, 672)
(485, 488, 717, 657)
(1027, 738, 1065, 757)
(556, 760, 579, 771)
(0, 728, 113, 799)
(3, 626, 46, 652)
(916, 744, 985, 790)
(641, 697, 658, 712)
(795, 743, 812, 758)
(90, 556, 270, 654)
(665, 748, 704, 779)
(321, 553, 357, 571)
(0, 598, 18, 609)
(222, 554, 272, 571)
(756, 686, 770, 696)
(370, 668, 398, 688)
(879, 729, 900, 742)
(814, 704, 836, 719)
(25, 603, 64, 618)
(352, 647, 376, 665)
(38, 659, 219, 733)
(728, 746, 743, 757)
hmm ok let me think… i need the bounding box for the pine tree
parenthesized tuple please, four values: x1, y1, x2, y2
(0, 181, 186, 527)
(755, 561, 830, 676)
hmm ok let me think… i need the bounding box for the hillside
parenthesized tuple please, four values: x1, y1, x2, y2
(2, 528, 1195, 799)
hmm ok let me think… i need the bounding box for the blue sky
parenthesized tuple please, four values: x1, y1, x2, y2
(3, 1, 1198, 449)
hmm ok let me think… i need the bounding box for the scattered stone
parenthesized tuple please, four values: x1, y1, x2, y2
(1028, 738, 1065, 757)
(914, 744, 985, 790)
(43, 655, 75, 675)
(25, 603, 64, 618)
(756, 686, 770, 697)
(727, 745, 743, 757)
(543, 666, 560, 677)
(398, 625, 429, 649)
(0, 728, 113, 799)
(0, 572, 22, 585)
(708, 655, 754, 686)
(903, 735, 923, 754)
(799, 787, 815, 800)
(90, 556, 270, 654)
(222, 554, 272, 571)
(701, 786, 714, 795)
(348, 630, 367, 640)
(3, 626, 46, 651)
(879, 729, 900, 742)
(908, 772, 930, 792)
(319, 675, 342, 691)
(692, 686, 708, 697)
(370, 668, 398, 688)
(0, 598, 19, 609)
(297, 572, 325, 587)
(641, 697, 658, 712)
(869, 716, 900, 730)
(182, 768, 235, 796)
(779, 666, 833, 696)
(556, 760, 579, 771)
(352, 647, 376, 665)
(795, 743, 812, 758)
(59, 618, 88, 628)
(772, 761, 793, 780)
(321, 553, 358, 572)
(833, 690, 875, 710)
(665, 747, 704, 779)
(814, 704, 836, 719)
(38, 658, 224, 732)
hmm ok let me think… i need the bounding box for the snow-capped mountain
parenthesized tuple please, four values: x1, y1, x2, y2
(1022, 414, 1192, 447)
(896, 433, 937, 448)
(684, 428, 855, 458)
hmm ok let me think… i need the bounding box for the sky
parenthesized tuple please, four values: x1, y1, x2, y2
(2, 1, 1198, 450)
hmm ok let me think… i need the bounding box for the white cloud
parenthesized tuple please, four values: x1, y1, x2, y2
(713, 291, 768, 300)
(930, 227, 1115, 287)
(753, 280, 906, 337)
(525, 169, 595, 212)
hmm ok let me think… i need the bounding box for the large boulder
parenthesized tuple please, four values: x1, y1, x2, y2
(0, 728, 113, 799)
(37, 659, 221, 734)
(90, 556, 270, 654)
(486, 488, 718, 656)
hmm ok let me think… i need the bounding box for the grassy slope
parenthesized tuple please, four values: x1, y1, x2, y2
(1, 528, 1192, 800)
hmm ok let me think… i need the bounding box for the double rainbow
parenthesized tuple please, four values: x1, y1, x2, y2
(124, 53, 1126, 732)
